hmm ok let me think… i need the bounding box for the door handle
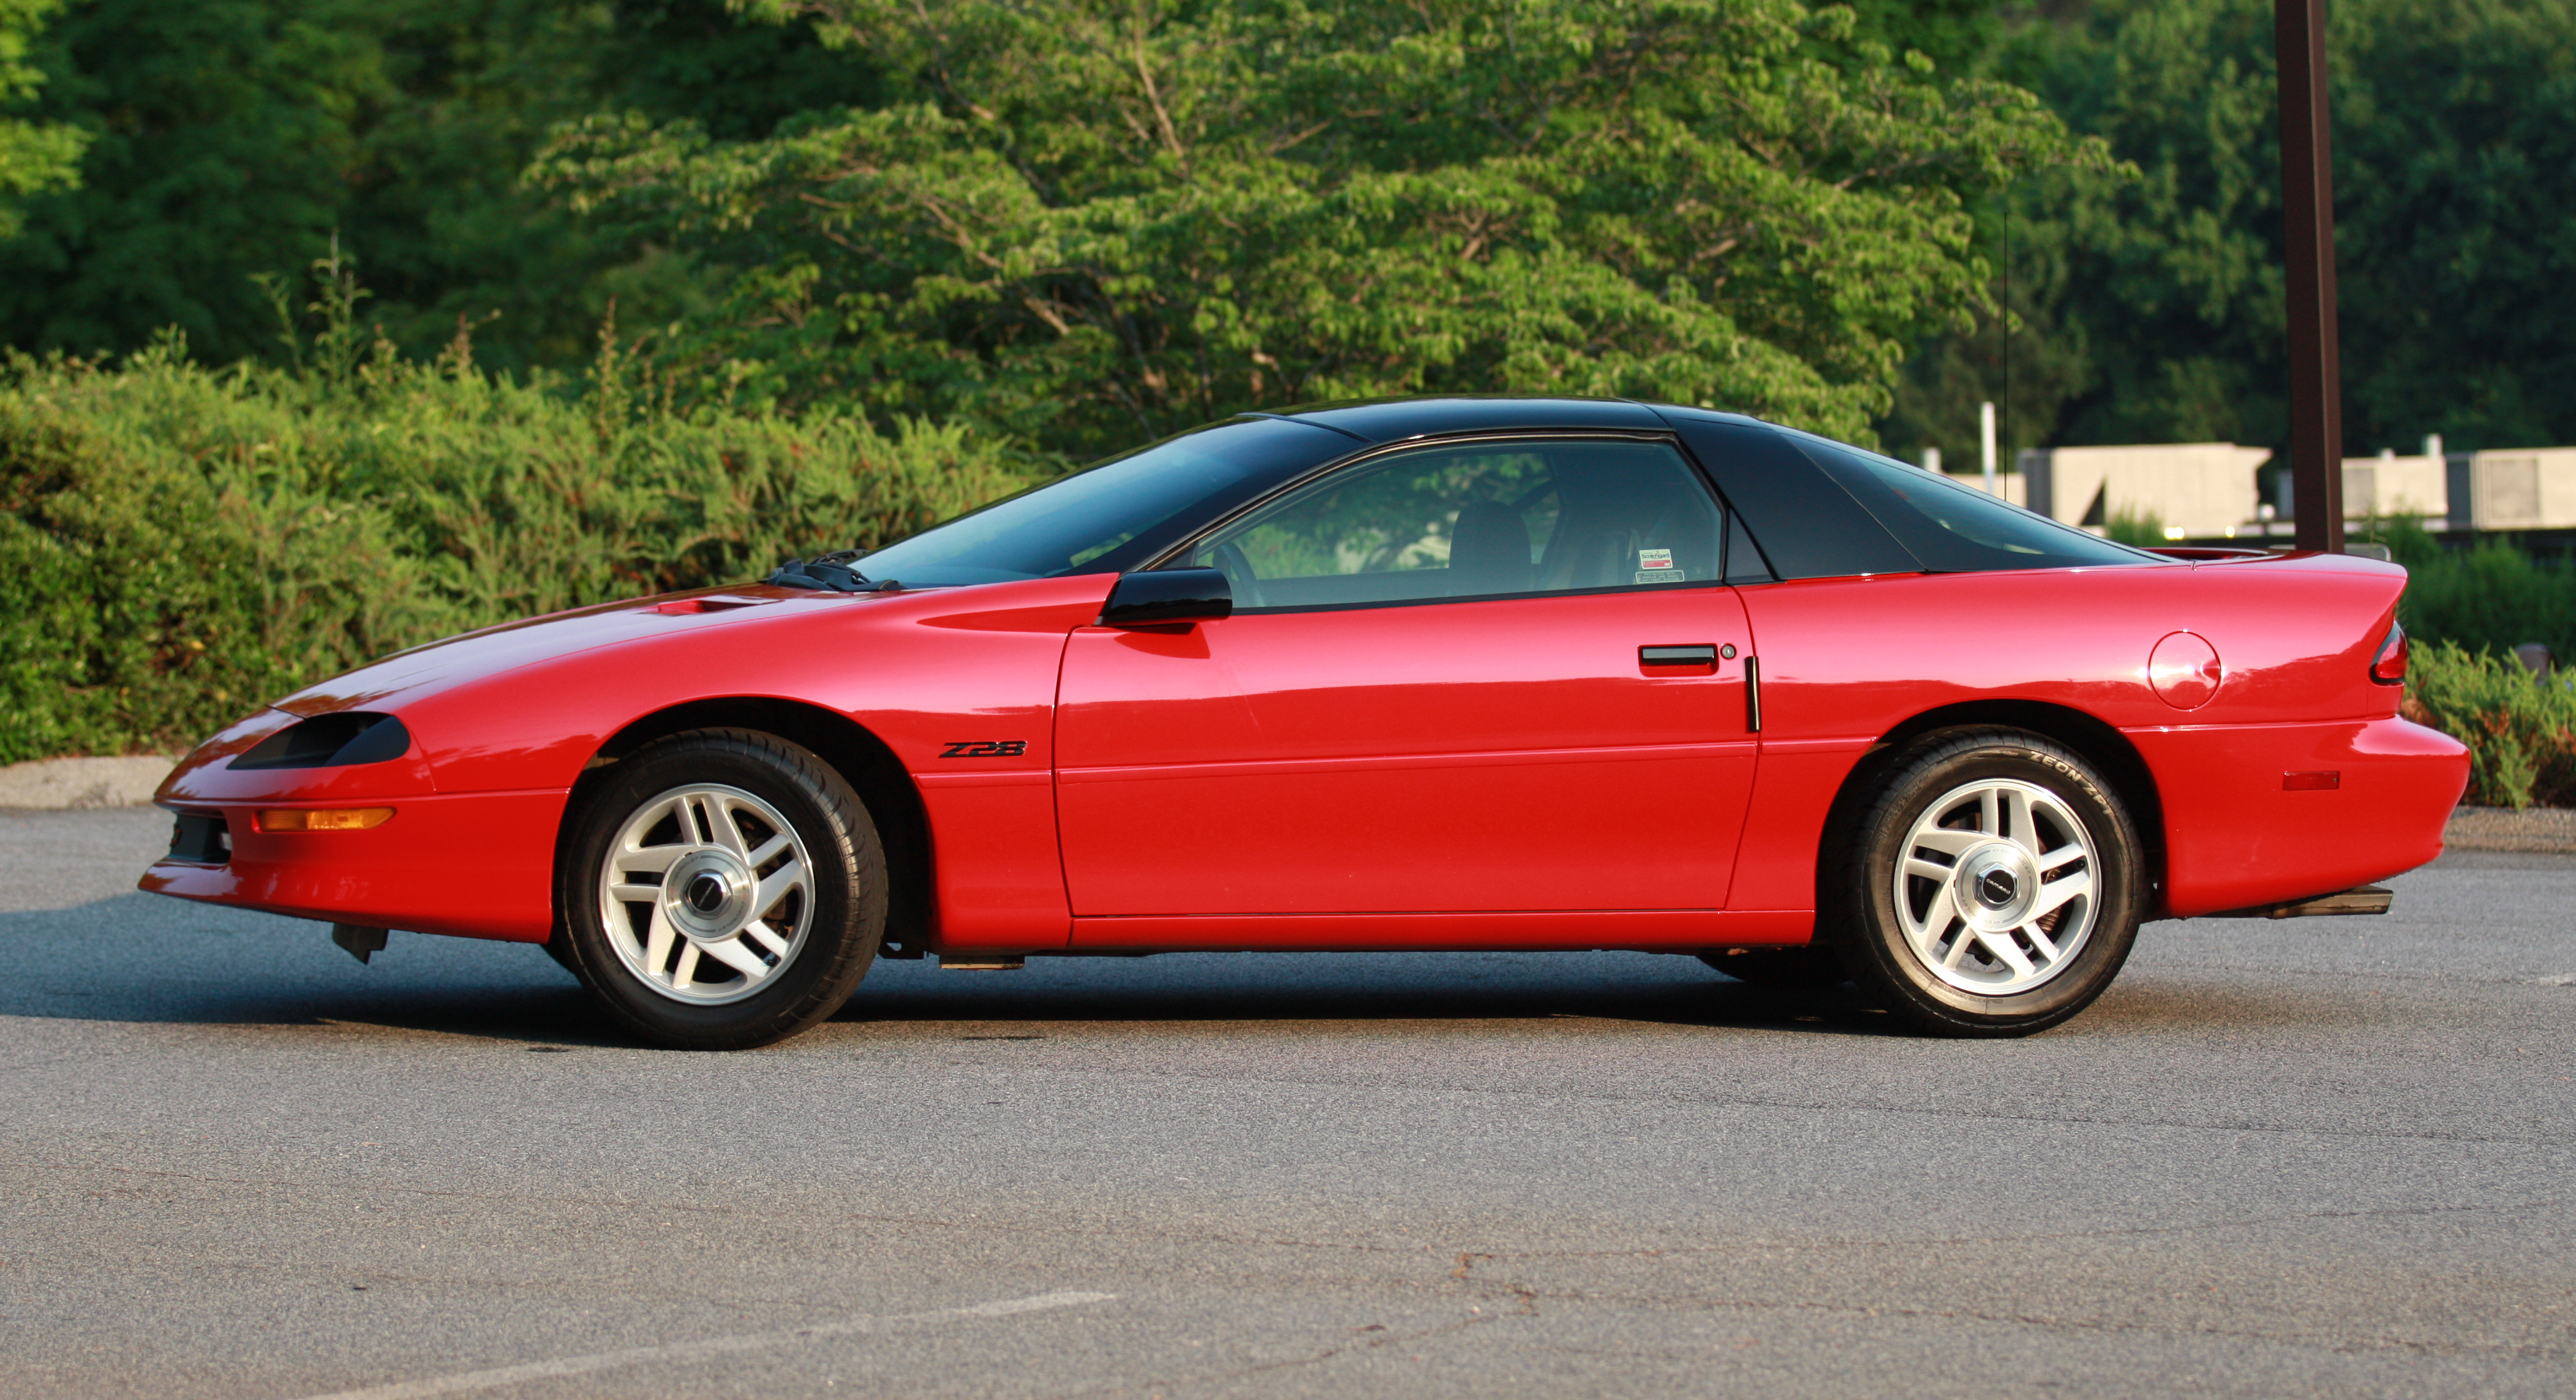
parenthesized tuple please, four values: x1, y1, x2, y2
(1640, 644, 1719, 667)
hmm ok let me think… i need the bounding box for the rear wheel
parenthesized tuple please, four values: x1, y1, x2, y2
(557, 729, 886, 1049)
(1825, 728, 2143, 1037)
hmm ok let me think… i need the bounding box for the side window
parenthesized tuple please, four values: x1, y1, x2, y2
(1189, 438, 1725, 610)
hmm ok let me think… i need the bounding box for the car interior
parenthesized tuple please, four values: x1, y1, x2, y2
(1191, 438, 1728, 609)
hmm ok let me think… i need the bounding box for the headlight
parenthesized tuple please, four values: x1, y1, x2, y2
(228, 713, 412, 770)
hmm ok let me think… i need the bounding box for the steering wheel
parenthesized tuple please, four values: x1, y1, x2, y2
(1211, 540, 1265, 609)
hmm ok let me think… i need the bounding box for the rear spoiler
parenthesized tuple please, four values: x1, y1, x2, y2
(2144, 546, 2272, 561)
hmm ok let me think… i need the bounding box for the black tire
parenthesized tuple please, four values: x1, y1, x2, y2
(1698, 946, 1847, 988)
(1823, 727, 2144, 1037)
(555, 729, 887, 1050)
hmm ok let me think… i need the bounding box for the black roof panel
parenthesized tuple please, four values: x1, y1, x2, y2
(1273, 396, 1671, 442)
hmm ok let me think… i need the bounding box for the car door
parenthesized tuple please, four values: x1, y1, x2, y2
(1053, 434, 1761, 920)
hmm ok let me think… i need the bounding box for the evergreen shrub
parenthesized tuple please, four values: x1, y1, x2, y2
(2403, 641, 2576, 810)
(2380, 516, 2576, 663)
(0, 331, 1036, 764)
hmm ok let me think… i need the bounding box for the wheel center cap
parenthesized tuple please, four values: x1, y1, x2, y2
(663, 849, 753, 940)
(1956, 841, 2039, 931)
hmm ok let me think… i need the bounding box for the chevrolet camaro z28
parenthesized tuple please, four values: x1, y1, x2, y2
(141, 397, 2471, 1048)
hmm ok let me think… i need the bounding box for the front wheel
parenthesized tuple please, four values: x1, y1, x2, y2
(557, 729, 886, 1050)
(1825, 728, 2144, 1037)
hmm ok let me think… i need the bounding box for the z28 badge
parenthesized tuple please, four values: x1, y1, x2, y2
(938, 740, 1028, 758)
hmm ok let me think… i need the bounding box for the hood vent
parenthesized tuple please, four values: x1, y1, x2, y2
(649, 596, 775, 615)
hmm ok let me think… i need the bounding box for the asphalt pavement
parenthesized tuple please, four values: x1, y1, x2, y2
(1, 805, 2570, 1399)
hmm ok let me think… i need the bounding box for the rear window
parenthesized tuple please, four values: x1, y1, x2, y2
(1783, 432, 2159, 572)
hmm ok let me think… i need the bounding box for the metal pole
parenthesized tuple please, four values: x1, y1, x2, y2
(2278, 0, 2344, 552)
(1979, 401, 1997, 498)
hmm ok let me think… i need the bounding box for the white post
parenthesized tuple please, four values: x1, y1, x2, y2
(1978, 401, 1997, 496)
(2424, 433, 2442, 461)
(1923, 446, 1941, 473)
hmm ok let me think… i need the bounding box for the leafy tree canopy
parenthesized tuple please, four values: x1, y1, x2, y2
(535, 0, 2107, 455)
(0, 0, 878, 372)
(0, 0, 86, 239)
(1885, 0, 2576, 464)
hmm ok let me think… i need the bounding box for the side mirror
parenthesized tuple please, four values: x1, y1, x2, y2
(1100, 567, 1232, 628)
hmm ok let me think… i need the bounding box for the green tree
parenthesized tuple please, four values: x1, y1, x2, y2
(2331, 0, 2576, 454)
(0, 0, 878, 371)
(0, 0, 390, 362)
(1884, 0, 2576, 465)
(535, 0, 2107, 456)
(1840, 0, 2006, 77)
(0, 0, 86, 239)
(334, 0, 883, 375)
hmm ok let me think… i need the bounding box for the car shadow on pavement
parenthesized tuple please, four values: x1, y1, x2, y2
(0, 892, 631, 1048)
(6, 894, 2365, 1050)
(829, 952, 1908, 1039)
(5, 894, 1916, 1046)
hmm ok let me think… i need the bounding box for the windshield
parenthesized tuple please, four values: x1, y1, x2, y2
(854, 416, 1354, 587)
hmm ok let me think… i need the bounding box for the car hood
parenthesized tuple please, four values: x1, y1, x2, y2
(272, 587, 855, 718)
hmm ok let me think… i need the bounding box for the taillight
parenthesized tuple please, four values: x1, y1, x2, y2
(2370, 622, 2408, 685)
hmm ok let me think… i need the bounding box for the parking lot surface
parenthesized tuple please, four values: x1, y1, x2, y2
(2, 806, 2570, 1398)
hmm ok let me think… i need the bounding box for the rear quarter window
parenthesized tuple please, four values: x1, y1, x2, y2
(1782, 432, 2161, 572)
(1660, 415, 1921, 580)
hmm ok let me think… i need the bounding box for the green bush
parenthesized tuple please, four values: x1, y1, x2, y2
(2104, 507, 2169, 548)
(2403, 640, 2576, 809)
(0, 329, 1039, 765)
(2376, 516, 2576, 662)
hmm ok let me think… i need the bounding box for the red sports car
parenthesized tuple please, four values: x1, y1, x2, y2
(142, 397, 2470, 1048)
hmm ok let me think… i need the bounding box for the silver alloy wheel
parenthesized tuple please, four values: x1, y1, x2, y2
(597, 783, 814, 1006)
(1892, 777, 2100, 996)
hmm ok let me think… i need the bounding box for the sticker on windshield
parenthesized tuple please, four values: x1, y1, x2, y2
(1635, 569, 1685, 584)
(1637, 548, 1675, 571)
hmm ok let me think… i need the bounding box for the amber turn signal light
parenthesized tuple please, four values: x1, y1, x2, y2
(257, 807, 395, 832)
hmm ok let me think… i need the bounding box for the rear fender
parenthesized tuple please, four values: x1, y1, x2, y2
(1820, 701, 2170, 917)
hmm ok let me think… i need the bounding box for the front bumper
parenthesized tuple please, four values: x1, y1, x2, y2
(141, 789, 568, 943)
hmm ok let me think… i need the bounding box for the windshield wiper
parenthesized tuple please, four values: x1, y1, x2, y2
(766, 548, 900, 593)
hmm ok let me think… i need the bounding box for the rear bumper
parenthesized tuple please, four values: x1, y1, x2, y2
(2128, 717, 2469, 919)
(139, 789, 568, 943)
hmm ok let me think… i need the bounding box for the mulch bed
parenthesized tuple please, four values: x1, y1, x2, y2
(2446, 805, 2576, 854)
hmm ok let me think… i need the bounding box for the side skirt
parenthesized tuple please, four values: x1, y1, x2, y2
(1056, 908, 1813, 953)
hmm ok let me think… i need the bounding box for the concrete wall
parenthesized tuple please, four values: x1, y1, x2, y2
(2019, 443, 2270, 540)
(2460, 448, 2576, 530)
(2009, 441, 2576, 538)
(2341, 454, 2447, 519)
